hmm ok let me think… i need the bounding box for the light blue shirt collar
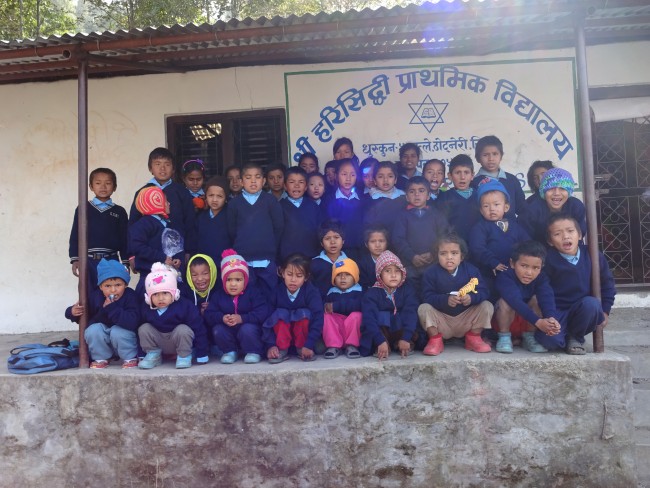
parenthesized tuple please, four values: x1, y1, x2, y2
(369, 187, 405, 200)
(148, 178, 172, 189)
(327, 283, 362, 295)
(187, 188, 204, 198)
(335, 188, 359, 200)
(91, 197, 113, 210)
(560, 248, 581, 265)
(209, 209, 222, 219)
(242, 189, 262, 205)
(455, 188, 474, 199)
(156, 306, 168, 315)
(476, 168, 507, 180)
(287, 288, 300, 302)
(288, 196, 303, 208)
(317, 250, 348, 265)
(152, 215, 168, 227)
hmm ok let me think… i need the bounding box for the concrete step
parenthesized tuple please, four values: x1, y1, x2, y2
(607, 307, 650, 331)
(634, 389, 650, 429)
(609, 345, 650, 379)
(605, 330, 650, 347)
(636, 442, 650, 486)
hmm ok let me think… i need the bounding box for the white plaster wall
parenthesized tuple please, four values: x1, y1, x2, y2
(0, 41, 648, 334)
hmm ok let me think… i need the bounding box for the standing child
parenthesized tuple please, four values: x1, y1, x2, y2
(323, 258, 363, 359)
(470, 135, 526, 218)
(422, 159, 447, 202)
(418, 233, 493, 355)
(358, 225, 389, 290)
(298, 152, 319, 174)
(323, 160, 339, 197)
(225, 165, 243, 201)
(195, 176, 231, 266)
(138, 263, 209, 369)
(364, 160, 407, 236)
(264, 254, 324, 363)
(540, 214, 615, 354)
(360, 157, 378, 195)
(396, 143, 422, 190)
(69, 167, 129, 289)
(181, 159, 206, 211)
(311, 219, 348, 299)
(65, 259, 139, 368)
(333, 137, 359, 165)
(204, 250, 270, 364)
(494, 241, 559, 353)
(266, 163, 287, 200)
(360, 251, 419, 359)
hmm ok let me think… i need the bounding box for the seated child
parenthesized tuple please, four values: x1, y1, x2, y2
(540, 214, 615, 354)
(298, 152, 319, 174)
(364, 161, 407, 234)
(225, 165, 243, 201)
(418, 233, 493, 355)
(327, 158, 365, 259)
(436, 154, 481, 242)
(182, 159, 206, 211)
(521, 168, 587, 244)
(266, 163, 287, 200)
(494, 241, 559, 353)
(138, 263, 209, 369)
(264, 253, 324, 363)
(525, 160, 554, 205)
(311, 219, 348, 299)
(395, 142, 422, 190)
(65, 259, 139, 368)
(422, 158, 447, 202)
(279, 167, 322, 261)
(358, 225, 389, 290)
(323, 258, 363, 359)
(195, 176, 231, 266)
(204, 250, 270, 364)
(360, 251, 419, 359)
(181, 254, 218, 311)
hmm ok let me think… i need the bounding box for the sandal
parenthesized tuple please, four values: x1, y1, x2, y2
(324, 347, 341, 359)
(121, 358, 138, 369)
(90, 359, 109, 369)
(345, 345, 361, 359)
(566, 338, 586, 355)
(268, 349, 289, 364)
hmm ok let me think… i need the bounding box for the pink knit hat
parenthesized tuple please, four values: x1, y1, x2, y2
(220, 249, 249, 292)
(136, 186, 168, 218)
(373, 250, 406, 289)
(144, 262, 180, 306)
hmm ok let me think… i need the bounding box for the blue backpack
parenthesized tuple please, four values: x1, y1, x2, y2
(7, 339, 80, 374)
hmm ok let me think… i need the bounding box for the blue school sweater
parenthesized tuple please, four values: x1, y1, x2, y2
(129, 181, 197, 254)
(471, 172, 526, 218)
(468, 219, 531, 275)
(140, 297, 209, 357)
(357, 252, 377, 290)
(227, 192, 284, 262)
(128, 215, 184, 274)
(69, 201, 129, 262)
(263, 281, 324, 351)
(495, 268, 557, 325)
(311, 252, 346, 299)
(279, 198, 322, 261)
(421, 262, 489, 317)
(327, 195, 365, 250)
(65, 287, 140, 332)
(326, 288, 363, 315)
(363, 195, 407, 236)
(361, 282, 419, 350)
(521, 196, 587, 244)
(195, 208, 231, 267)
(544, 244, 616, 314)
(392, 206, 450, 264)
(203, 285, 269, 327)
(436, 190, 481, 242)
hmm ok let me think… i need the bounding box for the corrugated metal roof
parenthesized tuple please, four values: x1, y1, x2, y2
(0, 0, 648, 84)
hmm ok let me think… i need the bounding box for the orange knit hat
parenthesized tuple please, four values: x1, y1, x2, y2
(135, 186, 168, 218)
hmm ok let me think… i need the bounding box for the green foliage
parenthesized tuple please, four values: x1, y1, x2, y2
(0, 0, 76, 40)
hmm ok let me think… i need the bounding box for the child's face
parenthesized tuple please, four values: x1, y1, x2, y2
(337, 163, 357, 193)
(380, 264, 403, 290)
(307, 175, 325, 200)
(449, 166, 474, 191)
(282, 264, 306, 294)
(510, 255, 543, 285)
(225, 271, 246, 296)
(423, 162, 445, 193)
(151, 291, 174, 309)
(547, 219, 580, 256)
(334, 144, 353, 160)
(285, 173, 307, 199)
(184, 170, 204, 193)
(190, 263, 211, 293)
(150, 157, 174, 184)
(100, 278, 126, 301)
(227, 169, 243, 194)
(544, 187, 569, 212)
(438, 242, 462, 273)
(366, 232, 388, 258)
(325, 167, 337, 186)
(267, 169, 285, 192)
(374, 167, 396, 192)
(400, 148, 419, 171)
(242, 168, 265, 194)
(334, 272, 355, 291)
(362, 166, 376, 190)
(89, 172, 115, 202)
(299, 157, 318, 174)
(406, 183, 429, 208)
(479, 191, 510, 221)
(321, 230, 344, 257)
(532, 166, 549, 191)
(205, 185, 227, 213)
(478, 145, 503, 173)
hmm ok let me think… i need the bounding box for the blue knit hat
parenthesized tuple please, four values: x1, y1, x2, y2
(97, 258, 130, 286)
(539, 168, 575, 198)
(476, 177, 510, 203)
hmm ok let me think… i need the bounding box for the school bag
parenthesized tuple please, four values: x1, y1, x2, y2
(7, 339, 80, 374)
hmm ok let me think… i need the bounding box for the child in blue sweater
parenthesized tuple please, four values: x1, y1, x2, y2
(311, 219, 348, 299)
(204, 250, 270, 364)
(327, 158, 365, 259)
(360, 251, 419, 359)
(138, 263, 209, 369)
(65, 259, 139, 369)
(494, 241, 560, 353)
(422, 158, 447, 202)
(264, 254, 324, 363)
(364, 160, 407, 235)
(195, 177, 231, 266)
(540, 215, 616, 354)
(358, 225, 389, 290)
(437, 154, 480, 242)
(418, 233, 493, 356)
(181, 159, 206, 212)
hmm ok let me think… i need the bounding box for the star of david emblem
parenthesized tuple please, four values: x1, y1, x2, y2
(409, 94, 448, 133)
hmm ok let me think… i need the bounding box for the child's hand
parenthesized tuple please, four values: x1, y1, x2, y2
(448, 294, 461, 307)
(600, 312, 609, 328)
(223, 314, 237, 326)
(421, 252, 434, 265)
(397, 339, 411, 358)
(231, 314, 243, 325)
(493, 263, 508, 274)
(412, 254, 428, 267)
(267, 346, 280, 360)
(324, 302, 333, 314)
(200, 302, 209, 314)
(376, 341, 390, 361)
(171, 258, 181, 269)
(128, 256, 137, 274)
(536, 317, 560, 336)
(300, 347, 314, 361)
(71, 302, 84, 317)
(459, 294, 471, 306)
(103, 294, 118, 307)
(164, 256, 174, 266)
(71, 262, 80, 277)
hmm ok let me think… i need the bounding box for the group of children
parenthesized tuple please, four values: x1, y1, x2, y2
(66, 135, 615, 369)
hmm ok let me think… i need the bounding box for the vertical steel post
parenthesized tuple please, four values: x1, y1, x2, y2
(575, 10, 604, 352)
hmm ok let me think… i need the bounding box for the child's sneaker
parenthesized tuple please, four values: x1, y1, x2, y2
(269, 349, 289, 364)
(465, 331, 491, 353)
(138, 349, 162, 369)
(423, 334, 444, 356)
(496, 333, 513, 354)
(176, 354, 192, 369)
(90, 359, 109, 369)
(221, 351, 237, 364)
(522, 332, 548, 353)
(244, 353, 261, 364)
(122, 358, 138, 369)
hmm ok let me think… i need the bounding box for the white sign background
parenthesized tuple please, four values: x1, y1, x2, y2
(285, 58, 580, 192)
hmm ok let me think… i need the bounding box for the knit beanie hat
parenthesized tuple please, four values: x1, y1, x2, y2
(331, 258, 360, 285)
(136, 186, 168, 218)
(539, 168, 575, 198)
(476, 177, 510, 203)
(373, 250, 406, 289)
(220, 249, 249, 292)
(96, 258, 130, 286)
(144, 262, 180, 306)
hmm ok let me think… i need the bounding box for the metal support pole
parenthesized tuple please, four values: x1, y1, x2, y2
(575, 11, 604, 352)
(77, 56, 90, 367)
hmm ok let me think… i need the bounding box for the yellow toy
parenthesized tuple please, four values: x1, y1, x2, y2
(457, 278, 479, 297)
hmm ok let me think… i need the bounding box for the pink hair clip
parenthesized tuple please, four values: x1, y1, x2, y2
(182, 159, 205, 172)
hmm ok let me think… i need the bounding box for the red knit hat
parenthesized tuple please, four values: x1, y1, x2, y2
(136, 186, 168, 218)
(220, 249, 249, 292)
(373, 250, 406, 288)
